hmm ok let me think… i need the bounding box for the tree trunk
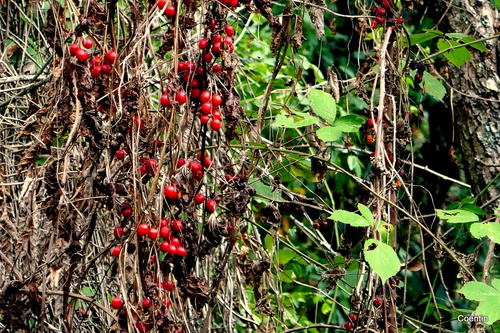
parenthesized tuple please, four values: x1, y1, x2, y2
(433, 0, 500, 208)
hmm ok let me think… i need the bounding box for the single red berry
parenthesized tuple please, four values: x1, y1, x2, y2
(157, 0, 167, 9)
(160, 94, 171, 107)
(160, 226, 171, 239)
(371, 20, 378, 29)
(148, 228, 159, 241)
(104, 50, 118, 64)
(190, 78, 200, 88)
(209, 18, 217, 31)
(69, 43, 80, 56)
(160, 241, 170, 253)
(396, 17, 403, 24)
(211, 42, 221, 54)
(178, 61, 186, 71)
(82, 37, 93, 49)
(224, 36, 233, 45)
(172, 219, 184, 231)
(101, 64, 112, 74)
(90, 56, 101, 68)
(166, 244, 177, 255)
(227, 225, 234, 232)
(381, 0, 391, 9)
(229, 44, 235, 53)
(122, 207, 133, 217)
(189, 161, 202, 174)
(212, 94, 223, 106)
(111, 246, 121, 257)
(75, 49, 89, 62)
(116, 149, 125, 160)
(204, 53, 213, 63)
(202, 158, 212, 168)
(142, 298, 152, 309)
(176, 91, 187, 104)
(201, 102, 212, 114)
(377, 7, 387, 16)
(366, 134, 374, 145)
(186, 61, 196, 72)
(176, 246, 187, 257)
(164, 280, 174, 291)
(191, 88, 200, 99)
(196, 66, 204, 76)
(111, 297, 123, 310)
(348, 314, 357, 322)
(210, 119, 222, 131)
(374, 296, 382, 307)
(212, 33, 222, 43)
(224, 25, 235, 37)
(114, 226, 124, 238)
(343, 322, 353, 331)
(134, 117, 145, 131)
(212, 64, 222, 72)
(367, 117, 377, 127)
(137, 223, 150, 237)
(194, 193, 205, 205)
(200, 91, 211, 103)
(225, 174, 233, 182)
(376, 16, 385, 24)
(164, 5, 176, 18)
(176, 158, 186, 168)
(170, 238, 181, 247)
(228, 0, 238, 7)
(90, 66, 101, 78)
(164, 185, 178, 200)
(161, 218, 169, 226)
(206, 199, 217, 212)
(212, 110, 221, 120)
(200, 115, 209, 124)
(199, 38, 209, 49)
(140, 164, 148, 176)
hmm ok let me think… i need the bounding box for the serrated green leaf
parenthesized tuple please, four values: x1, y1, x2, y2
(410, 31, 442, 45)
(422, 71, 446, 101)
(309, 89, 336, 125)
(470, 223, 500, 243)
(334, 115, 365, 132)
(328, 210, 371, 227)
(437, 38, 471, 67)
(316, 126, 343, 142)
(460, 36, 487, 52)
(364, 239, 400, 284)
(278, 249, 297, 265)
(457, 280, 500, 324)
(358, 203, 373, 223)
(436, 209, 479, 223)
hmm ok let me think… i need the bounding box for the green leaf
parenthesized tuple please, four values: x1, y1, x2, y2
(457, 280, 500, 324)
(273, 113, 319, 128)
(461, 203, 487, 216)
(422, 71, 446, 101)
(290, 160, 318, 182)
(364, 239, 400, 284)
(278, 249, 298, 265)
(460, 36, 487, 52)
(316, 126, 343, 142)
(410, 30, 442, 46)
(358, 204, 373, 223)
(437, 38, 471, 67)
(445, 33, 469, 39)
(334, 115, 365, 132)
(470, 223, 500, 243)
(328, 210, 371, 227)
(436, 209, 479, 223)
(309, 89, 336, 125)
(377, 222, 395, 245)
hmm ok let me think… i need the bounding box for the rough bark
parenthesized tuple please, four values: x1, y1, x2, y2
(433, 0, 500, 208)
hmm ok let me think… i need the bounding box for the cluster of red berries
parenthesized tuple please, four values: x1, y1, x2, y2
(69, 38, 118, 79)
(370, 1, 403, 29)
(343, 314, 357, 331)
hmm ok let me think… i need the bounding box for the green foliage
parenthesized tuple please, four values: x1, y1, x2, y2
(363, 239, 400, 284)
(457, 279, 500, 325)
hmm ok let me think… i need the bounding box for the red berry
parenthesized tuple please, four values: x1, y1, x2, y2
(381, 0, 391, 9)
(225, 174, 233, 182)
(189, 161, 202, 173)
(160, 226, 171, 239)
(116, 149, 125, 160)
(206, 199, 217, 212)
(137, 224, 150, 237)
(69, 43, 80, 56)
(224, 36, 233, 45)
(176, 91, 187, 104)
(114, 226, 124, 238)
(196, 66, 204, 76)
(160, 241, 170, 253)
(82, 37, 93, 49)
(376, 16, 385, 24)
(376, 7, 387, 16)
(75, 49, 89, 62)
(367, 117, 377, 127)
(157, 0, 167, 9)
(210, 118, 221, 131)
(212, 33, 222, 43)
(348, 314, 357, 322)
(172, 219, 184, 231)
(224, 25, 235, 37)
(122, 207, 133, 217)
(160, 94, 171, 107)
(176, 246, 187, 257)
(227, 225, 233, 232)
(199, 38, 209, 49)
(90, 66, 101, 78)
(200, 115, 209, 124)
(134, 117, 145, 131)
(164, 5, 175, 18)
(202, 158, 212, 168)
(343, 322, 353, 331)
(228, 0, 238, 7)
(90, 56, 101, 68)
(178, 61, 187, 71)
(212, 94, 223, 106)
(111, 246, 121, 257)
(193, 171, 204, 181)
(212, 110, 221, 120)
(201, 102, 212, 114)
(104, 50, 118, 64)
(194, 193, 205, 204)
(170, 238, 181, 247)
(176, 158, 186, 168)
(200, 91, 211, 103)
(191, 88, 200, 99)
(211, 42, 221, 54)
(140, 164, 148, 176)
(396, 17, 403, 24)
(371, 20, 378, 29)
(190, 78, 200, 88)
(111, 297, 123, 310)
(161, 218, 169, 226)
(101, 64, 112, 74)
(148, 228, 159, 241)
(166, 244, 177, 255)
(209, 19, 217, 31)
(142, 298, 152, 309)
(186, 62, 196, 72)
(164, 280, 174, 291)
(204, 53, 213, 63)
(164, 185, 178, 200)
(374, 296, 382, 307)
